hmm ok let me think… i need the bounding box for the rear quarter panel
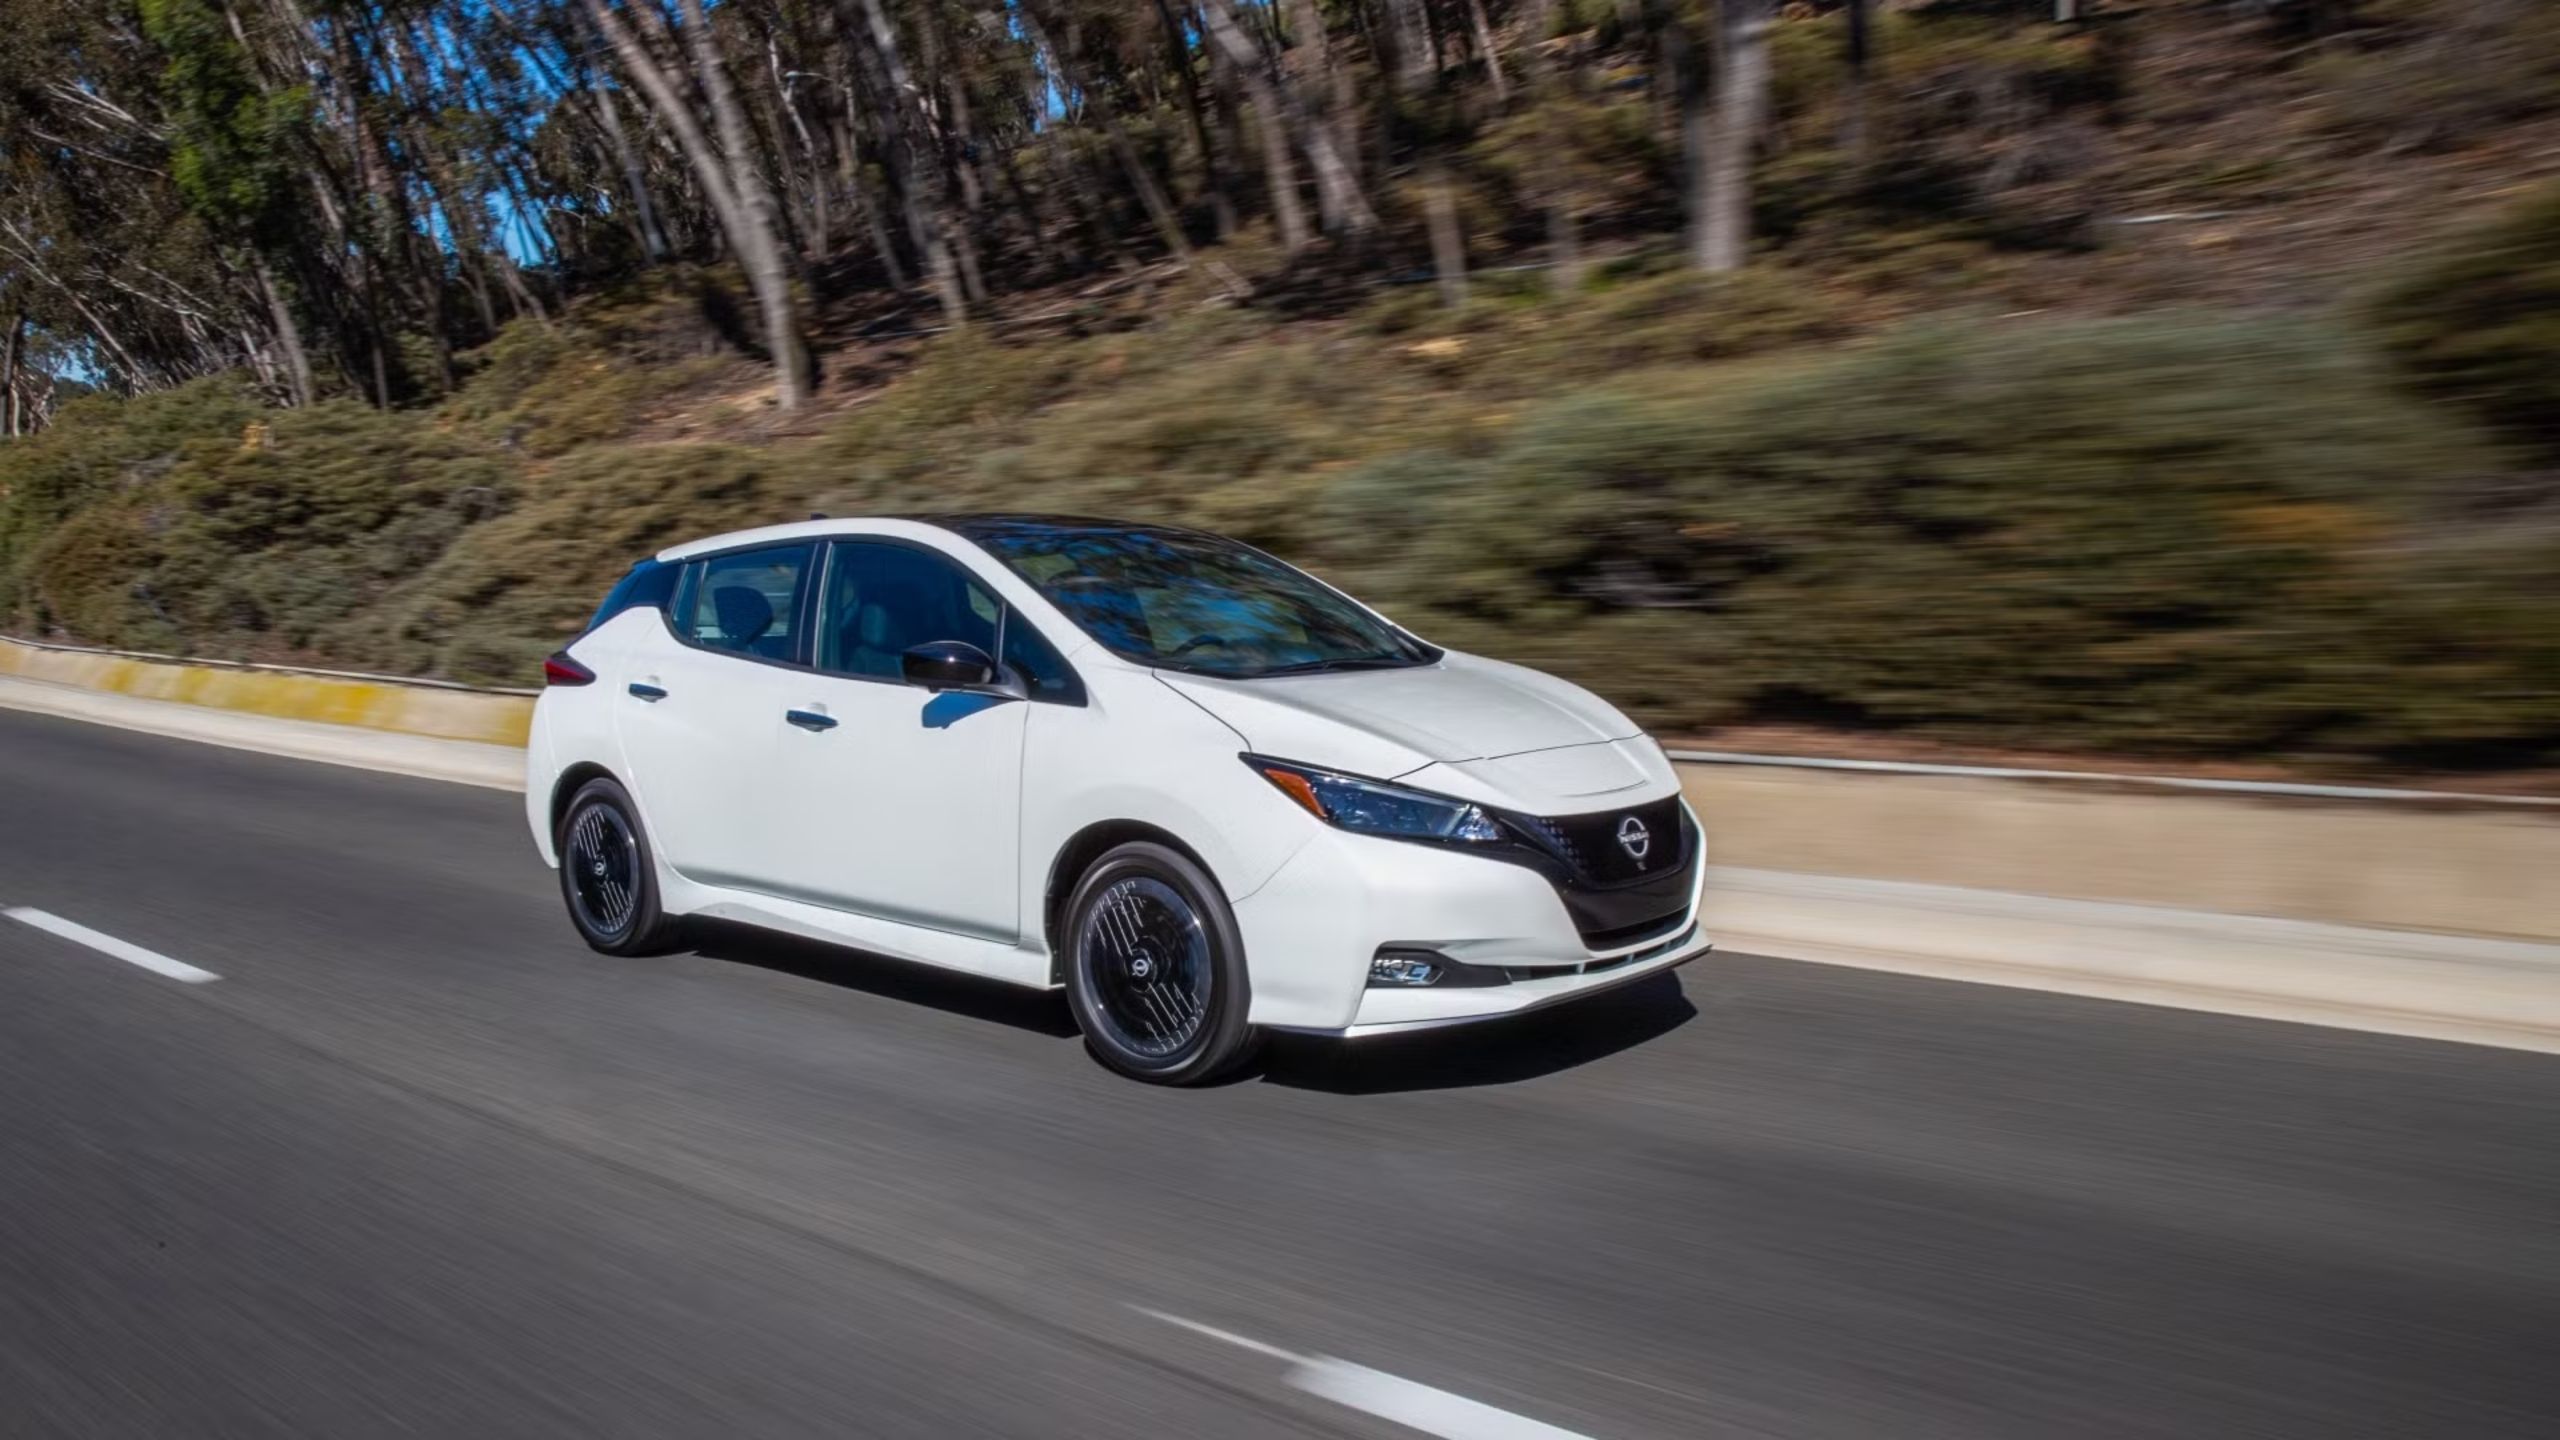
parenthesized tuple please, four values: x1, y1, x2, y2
(525, 606, 656, 864)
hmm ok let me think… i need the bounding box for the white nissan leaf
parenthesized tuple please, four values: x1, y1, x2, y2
(528, 516, 1710, 1083)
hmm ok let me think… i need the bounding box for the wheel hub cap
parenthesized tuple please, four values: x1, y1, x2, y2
(1080, 876, 1211, 1060)
(565, 803, 640, 938)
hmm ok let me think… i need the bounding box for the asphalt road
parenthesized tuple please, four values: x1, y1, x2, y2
(2, 707, 2556, 1439)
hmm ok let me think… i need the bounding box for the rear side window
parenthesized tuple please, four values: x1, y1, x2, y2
(584, 559, 677, 633)
(675, 544, 814, 663)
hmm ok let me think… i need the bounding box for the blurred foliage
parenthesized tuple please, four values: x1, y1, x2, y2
(2310, 0, 2560, 149)
(1760, 9, 2121, 256)
(1310, 314, 2545, 759)
(2372, 182, 2560, 465)
(4, 288, 2555, 767)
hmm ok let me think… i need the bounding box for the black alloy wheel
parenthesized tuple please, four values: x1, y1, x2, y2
(1063, 842, 1257, 1084)
(557, 777, 679, 955)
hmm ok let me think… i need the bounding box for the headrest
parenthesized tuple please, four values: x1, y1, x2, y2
(858, 601, 894, 648)
(710, 585, 775, 646)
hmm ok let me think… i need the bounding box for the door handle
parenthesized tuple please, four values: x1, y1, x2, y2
(628, 682, 668, 701)
(785, 708, 838, 732)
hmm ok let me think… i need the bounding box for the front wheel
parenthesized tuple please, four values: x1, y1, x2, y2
(1062, 842, 1258, 1085)
(556, 777, 681, 956)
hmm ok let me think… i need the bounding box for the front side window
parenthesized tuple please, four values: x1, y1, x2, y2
(818, 540, 1087, 703)
(819, 541, 1000, 679)
(677, 544, 812, 662)
(951, 520, 1437, 679)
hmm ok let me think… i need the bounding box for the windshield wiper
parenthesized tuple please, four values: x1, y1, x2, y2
(1242, 655, 1417, 678)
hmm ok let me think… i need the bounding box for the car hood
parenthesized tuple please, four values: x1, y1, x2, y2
(1158, 651, 1645, 783)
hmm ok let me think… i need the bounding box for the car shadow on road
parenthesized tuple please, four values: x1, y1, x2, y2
(1254, 973, 1698, 1095)
(679, 920, 1083, 1039)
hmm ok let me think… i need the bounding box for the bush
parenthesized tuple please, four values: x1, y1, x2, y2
(2372, 182, 2560, 463)
(0, 378, 260, 635)
(1310, 313, 2541, 757)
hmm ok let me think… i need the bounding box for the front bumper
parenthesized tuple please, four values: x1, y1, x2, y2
(1231, 800, 1712, 1034)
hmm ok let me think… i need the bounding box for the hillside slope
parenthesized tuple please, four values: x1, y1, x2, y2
(2, 0, 2555, 775)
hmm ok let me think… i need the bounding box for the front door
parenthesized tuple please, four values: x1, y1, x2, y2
(762, 539, 1027, 942)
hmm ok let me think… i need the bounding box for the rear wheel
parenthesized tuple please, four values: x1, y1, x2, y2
(556, 778, 680, 955)
(1063, 842, 1257, 1085)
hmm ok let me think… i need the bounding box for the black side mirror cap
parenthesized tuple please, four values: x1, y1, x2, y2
(900, 640, 1015, 697)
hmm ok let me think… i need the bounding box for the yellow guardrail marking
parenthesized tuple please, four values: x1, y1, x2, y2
(0, 638, 533, 747)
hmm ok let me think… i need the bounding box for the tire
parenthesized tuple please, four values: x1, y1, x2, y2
(555, 777, 681, 956)
(1062, 842, 1258, 1085)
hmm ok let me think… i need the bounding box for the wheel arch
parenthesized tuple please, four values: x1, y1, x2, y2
(1042, 820, 1220, 985)
(549, 761, 623, 842)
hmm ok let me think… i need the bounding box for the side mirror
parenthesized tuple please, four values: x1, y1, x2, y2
(900, 639, 1002, 693)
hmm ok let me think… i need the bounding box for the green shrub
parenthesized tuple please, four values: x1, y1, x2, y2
(0, 378, 260, 634)
(1311, 313, 2537, 757)
(2372, 182, 2560, 463)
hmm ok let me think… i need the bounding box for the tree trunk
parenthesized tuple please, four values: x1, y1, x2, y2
(586, 0, 809, 404)
(590, 84, 671, 262)
(1663, 14, 1711, 271)
(1282, 0, 1356, 231)
(1700, 0, 1773, 273)
(762, 44, 834, 257)
(1199, 2, 1309, 254)
(1, 311, 20, 437)
(1204, 0, 1375, 238)
(1378, 0, 1433, 93)
(834, 107, 914, 289)
(1464, 0, 1510, 103)
(676, 0, 812, 406)
(1155, 0, 1237, 239)
(254, 257, 315, 406)
(850, 0, 970, 324)
(1547, 199, 1583, 293)
(1425, 163, 1466, 307)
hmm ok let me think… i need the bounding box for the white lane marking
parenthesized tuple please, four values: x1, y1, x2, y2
(1132, 1307, 1303, 1363)
(1292, 1357, 1596, 1440)
(1132, 1306, 1599, 1440)
(5, 908, 219, 984)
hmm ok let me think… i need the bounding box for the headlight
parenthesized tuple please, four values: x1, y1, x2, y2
(1245, 755, 1505, 844)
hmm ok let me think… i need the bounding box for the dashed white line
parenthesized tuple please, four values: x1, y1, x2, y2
(1132, 1306, 1599, 1440)
(5, 908, 219, 984)
(1134, 1307, 1303, 1363)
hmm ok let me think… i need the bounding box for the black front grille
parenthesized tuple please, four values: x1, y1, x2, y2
(1578, 908, 1691, 951)
(1514, 793, 1688, 888)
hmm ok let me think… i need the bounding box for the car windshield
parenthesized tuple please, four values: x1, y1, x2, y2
(949, 519, 1438, 679)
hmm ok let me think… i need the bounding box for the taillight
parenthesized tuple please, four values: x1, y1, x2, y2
(543, 651, 597, 687)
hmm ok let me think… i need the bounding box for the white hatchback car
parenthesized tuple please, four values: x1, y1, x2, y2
(529, 515, 1710, 1083)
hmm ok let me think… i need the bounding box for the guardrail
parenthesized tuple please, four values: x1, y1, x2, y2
(10, 632, 2550, 808)
(1665, 749, 2560, 809)
(0, 634, 535, 748)
(0, 633, 539, 695)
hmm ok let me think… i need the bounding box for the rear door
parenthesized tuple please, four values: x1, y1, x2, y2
(758, 539, 1032, 942)
(614, 542, 815, 888)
